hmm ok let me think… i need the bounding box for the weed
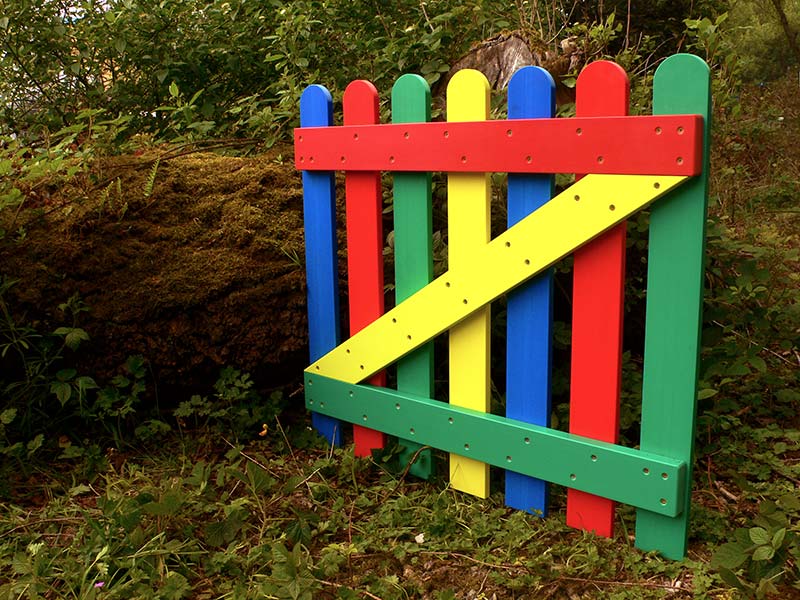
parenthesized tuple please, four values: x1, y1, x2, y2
(712, 496, 800, 598)
(142, 158, 160, 199)
(174, 367, 286, 441)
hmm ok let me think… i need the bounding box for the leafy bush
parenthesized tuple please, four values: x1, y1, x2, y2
(0, 0, 492, 146)
(725, 0, 800, 81)
(699, 220, 800, 420)
(2, 0, 734, 149)
(0, 279, 92, 453)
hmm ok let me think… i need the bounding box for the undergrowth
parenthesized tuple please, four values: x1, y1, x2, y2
(1, 425, 727, 600)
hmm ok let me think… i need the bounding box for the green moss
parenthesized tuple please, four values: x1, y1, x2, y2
(0, 145, 312, 387)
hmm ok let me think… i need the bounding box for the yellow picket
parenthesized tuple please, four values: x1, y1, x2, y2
(445, 70, 492, 497)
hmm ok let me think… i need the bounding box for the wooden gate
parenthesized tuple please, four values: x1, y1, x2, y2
(295, 54, 710, 559)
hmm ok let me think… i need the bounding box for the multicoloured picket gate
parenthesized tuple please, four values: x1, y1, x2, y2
(294, 53, 710, 560)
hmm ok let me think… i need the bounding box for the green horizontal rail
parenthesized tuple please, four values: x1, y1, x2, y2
(306, 373, 686, 517)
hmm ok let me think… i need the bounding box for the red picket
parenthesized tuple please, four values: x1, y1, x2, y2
(566, 61, 629, 538)
(343, 80, 386, 456)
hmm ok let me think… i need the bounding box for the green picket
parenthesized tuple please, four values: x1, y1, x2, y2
(391, 74, 435, 479)
(634, 53, 711, 559)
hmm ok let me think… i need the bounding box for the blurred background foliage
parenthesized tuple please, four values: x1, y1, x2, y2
(0, 0, 794, 147)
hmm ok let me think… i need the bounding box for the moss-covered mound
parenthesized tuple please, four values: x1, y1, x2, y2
(1, 145, 313, 390)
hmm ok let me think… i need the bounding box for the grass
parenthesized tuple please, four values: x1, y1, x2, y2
(1, 418, 735, 600)
(2, 367, 798, 600)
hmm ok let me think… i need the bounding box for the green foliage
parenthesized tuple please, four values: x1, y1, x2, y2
(0, 108, 132, 241)
(683, 12, 745, 120)
(684, 12, 736, 74)
(0, 2, 798, 596)
(712, 496, 800, 598)
(7, 0, 723, 148)
(174, 367, 286, 440)
(725, 0, 800, 81)
(697, 219, 799, 428)
(1, 280, 91, 447)
(142, 157, 160, 199)
(263, 543, 321, 600)
(0, 0, 498, 147)
(1, 280, 161, 463)
(91, 355, 149, 445)
(0, 428, 726, 598)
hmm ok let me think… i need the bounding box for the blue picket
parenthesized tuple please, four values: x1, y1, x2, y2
(504, 66, 555, 515)
(300, 84, 342, 445)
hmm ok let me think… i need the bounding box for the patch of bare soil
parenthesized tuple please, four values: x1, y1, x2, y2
(0, 144, 315, 390)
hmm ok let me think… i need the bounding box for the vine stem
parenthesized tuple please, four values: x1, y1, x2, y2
(712, 320, 797, 367)
(317, 578, 382, 600)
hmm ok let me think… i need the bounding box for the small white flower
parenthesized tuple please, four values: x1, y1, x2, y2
(414, 533, 425, 544)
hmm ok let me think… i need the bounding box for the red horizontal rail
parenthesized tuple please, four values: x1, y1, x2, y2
(294, 115, 703, 176)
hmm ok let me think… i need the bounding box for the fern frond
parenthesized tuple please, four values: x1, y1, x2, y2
(142, 158, 160, 199)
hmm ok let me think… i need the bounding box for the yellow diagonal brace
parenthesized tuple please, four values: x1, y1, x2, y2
(307, 174, 687, 384)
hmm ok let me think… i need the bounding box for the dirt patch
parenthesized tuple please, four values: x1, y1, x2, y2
(1, 144, 315, 390)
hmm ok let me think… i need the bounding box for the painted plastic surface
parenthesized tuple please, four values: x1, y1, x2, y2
(567, 60, 629, 538)
(446, 70, 491, 499)
(299, 84, 341, 445)
(634, 53, 711, 560)
(306, 373, 686, 517)
(296, 58, 710, 560)
(308, 174, 687, 384)
(295, 115, 703, 175)
(343, 80, 386, 456)
(392, 73, 434, 479)
(504, 66, 555, 516)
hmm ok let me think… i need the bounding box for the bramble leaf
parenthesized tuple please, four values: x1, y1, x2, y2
(749, 527, 770, 546)
(752, 545, 774, 561)
(712, 541, 749, 569)
(717, 566, 745, 590)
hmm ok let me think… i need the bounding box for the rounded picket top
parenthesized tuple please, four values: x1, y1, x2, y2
(392, 74, 431, 123)
(343, 80, 379, 125)
(508, 65, 555, 119)
(654, 54, 711, 118)
(655, 53, 710, 85)
(447, 69, 490, 121)
(576, 60, 630, 116)
(299, 85, 333, 127)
